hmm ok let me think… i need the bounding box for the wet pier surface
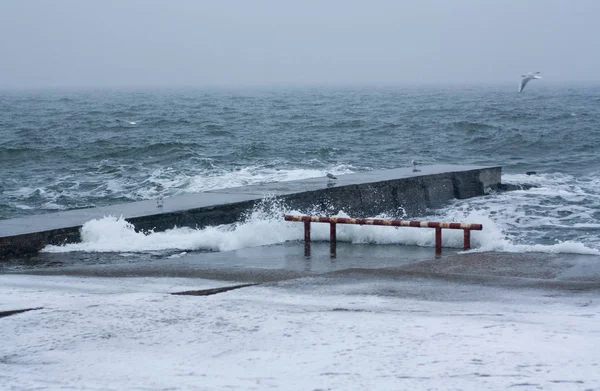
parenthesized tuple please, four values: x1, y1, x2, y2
(4, 242, 600, 292)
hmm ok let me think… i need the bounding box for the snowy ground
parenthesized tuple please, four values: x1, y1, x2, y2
(1, 274, 599, 391)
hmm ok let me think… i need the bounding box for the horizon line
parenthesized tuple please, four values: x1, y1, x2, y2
(1, 80, 599, 92)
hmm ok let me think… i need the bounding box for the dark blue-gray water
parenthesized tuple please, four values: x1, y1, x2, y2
(2, 84, 600, 256)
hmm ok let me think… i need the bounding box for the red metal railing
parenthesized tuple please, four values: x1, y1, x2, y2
(284, 215, 483, 257)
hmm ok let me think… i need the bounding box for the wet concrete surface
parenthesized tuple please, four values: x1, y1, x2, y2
(4, 241, 600, 292)
(2, 243, 442, 282)
(329, 254, 600, 292)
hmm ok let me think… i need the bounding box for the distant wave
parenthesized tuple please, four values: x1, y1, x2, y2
(140, 118, 194, 127)
(89, 141, 206, 160)
(0, 146, 76, 162)
(449, 121, 500, 132)
(486, 107, 540, 121)
(547, 112, 580, 121)
(230, 142, 271, 159)
(0, 147, 38, 160)
(379, 122, 400, 129)
(290, 113, 311, 120)
(329, 119, 366, 129)
(203, 124, 233, 137)
(204, 124, 223, 131)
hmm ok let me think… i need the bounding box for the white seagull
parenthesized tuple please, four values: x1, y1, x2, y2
(411, 159, 421, 172)
(518, 72, 542, 93)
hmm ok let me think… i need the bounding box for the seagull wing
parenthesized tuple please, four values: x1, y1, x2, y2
(518, 77, 531, 93)
(518, 72, 542, 92)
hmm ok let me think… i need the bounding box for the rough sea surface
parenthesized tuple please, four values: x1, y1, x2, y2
(1, 84, 600, 255)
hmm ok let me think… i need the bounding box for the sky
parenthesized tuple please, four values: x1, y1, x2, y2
(1, 0, 599, 88)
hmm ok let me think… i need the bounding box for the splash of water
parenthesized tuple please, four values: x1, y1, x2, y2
(42, 195, 600, 256)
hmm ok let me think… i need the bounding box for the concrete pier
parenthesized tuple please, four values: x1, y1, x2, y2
(0, 165, 501, 258)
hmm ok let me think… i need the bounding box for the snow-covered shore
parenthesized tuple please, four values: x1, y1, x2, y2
(1, 274, 599, 390)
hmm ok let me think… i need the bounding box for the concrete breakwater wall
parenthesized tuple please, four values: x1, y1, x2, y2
(0, 165, 501, 258)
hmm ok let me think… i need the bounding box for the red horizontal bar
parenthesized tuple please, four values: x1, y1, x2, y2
(284, 215, 482, 230)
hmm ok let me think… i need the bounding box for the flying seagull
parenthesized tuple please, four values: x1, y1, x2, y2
(518, 72, 542, 93)
(326, 173, 337, 180)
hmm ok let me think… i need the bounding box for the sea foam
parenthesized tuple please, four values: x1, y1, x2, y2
(42, 196, 600, 256)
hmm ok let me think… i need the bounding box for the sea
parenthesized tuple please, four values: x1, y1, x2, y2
(1, 83, 600, 259)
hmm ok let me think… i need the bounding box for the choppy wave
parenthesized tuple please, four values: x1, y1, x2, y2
(0, 164, 358, 219)
(329, 119, 366, 129)
(449, 120, 500, 132)
(89, 141, 206, 161)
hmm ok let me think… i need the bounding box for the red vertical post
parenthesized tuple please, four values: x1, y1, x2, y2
(463, 229, 471, 250)
(304, 221, 311, 256)
(330, 222, 337, 258)
(435, 227, 442, 254)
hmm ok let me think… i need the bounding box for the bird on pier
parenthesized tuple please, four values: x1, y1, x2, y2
(411, 160, 421, 172)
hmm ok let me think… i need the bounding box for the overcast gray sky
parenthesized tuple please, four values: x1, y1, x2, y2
(1, 0, 598, 88)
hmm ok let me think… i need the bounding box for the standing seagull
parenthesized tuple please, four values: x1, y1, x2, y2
(518, 72, 542, 93)
(411, 160, 421, 172)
